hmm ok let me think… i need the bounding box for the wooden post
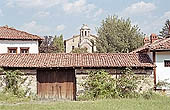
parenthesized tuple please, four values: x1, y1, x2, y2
(153, 51, 156, 90)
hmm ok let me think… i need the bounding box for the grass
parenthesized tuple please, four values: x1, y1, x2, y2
(0, 95, 170, 110)
(0, 92, 30, 104)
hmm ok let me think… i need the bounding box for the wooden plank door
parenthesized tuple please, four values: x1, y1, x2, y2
(37, 69, 76, 100)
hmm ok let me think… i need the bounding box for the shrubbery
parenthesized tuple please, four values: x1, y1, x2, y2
(78, 68, 156, 100)
(0, 68, 32, 98)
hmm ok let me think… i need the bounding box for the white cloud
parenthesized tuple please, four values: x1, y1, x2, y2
(56, 24, 65, 31)
(63, 0, 96, 14)
(5, 0, 103, 18)
(162, 11, 170, 19)
(20, 21, 51, 35)
(21, 21, 66, 36)
(137, 11, 170, 36)
(35, 11, 50, 18)
(93, 8, 103, 17)
(123, 1, 156, 15)
(6, 0, 62, 8)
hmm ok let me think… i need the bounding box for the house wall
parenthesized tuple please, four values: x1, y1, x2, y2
(0, 40, 39, 54)
(156, 52, 170, 86)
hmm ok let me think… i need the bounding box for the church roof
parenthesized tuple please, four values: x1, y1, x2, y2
(65, 34, 97, 42)
(81, 24, 90, 30)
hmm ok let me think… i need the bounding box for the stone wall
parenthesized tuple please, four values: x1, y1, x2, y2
(0, 74, 37, 95)
(75, 72, 154, 97)
(76, 74, 88, 96)
(21, 75, 37, 95)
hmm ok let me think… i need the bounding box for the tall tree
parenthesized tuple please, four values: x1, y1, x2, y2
(39, 36, 54, 53)
(96, 16, 144, 53)
(51, 35, 64, 53)
(160, 19, 170, 38)
(39, 35, 64, 53)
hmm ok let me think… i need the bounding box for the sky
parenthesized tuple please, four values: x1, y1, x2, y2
(0, 0, 170, 39)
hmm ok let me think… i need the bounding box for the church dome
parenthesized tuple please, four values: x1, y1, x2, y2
(81, 24, 90, 30)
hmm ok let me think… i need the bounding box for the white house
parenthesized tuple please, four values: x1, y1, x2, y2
(64, 24, 97, 53)
(133, 34, 170, 89)
(0, 26, 42, 54)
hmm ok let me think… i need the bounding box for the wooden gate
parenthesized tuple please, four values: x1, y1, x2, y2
(37, 69, 76, 100)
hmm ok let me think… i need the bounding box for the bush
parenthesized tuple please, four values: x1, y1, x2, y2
(82, 70, 117, 100)
(0, 68, 31, 98)
(78, 68, 155, 100)
(116, 68, 139, 98)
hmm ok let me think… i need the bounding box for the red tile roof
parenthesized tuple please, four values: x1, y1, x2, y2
(0, 53, 154, 68)
(0, 26, 42, 40)
(133, 37, 170, 53)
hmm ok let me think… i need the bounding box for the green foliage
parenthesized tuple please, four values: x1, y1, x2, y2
(39, 35, 65, 53)
(79, 68, 157, 100)
(96, 15, 144, 53)
(71, 47, 88, 53)
(80, 68, 141, 100)
(82, 70, 117, 100)
(51, 35, 65, 53)
(0, 69, 31, 98)
(160, 19, 170, 38)
(156, 79, 170, 89)
(116, 68, 139, 98)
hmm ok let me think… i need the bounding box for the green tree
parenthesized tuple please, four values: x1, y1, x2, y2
(71, 47, 88, 53)
(96, 16, 144, 53)
(39, 35, 65, 53)
(51, 34, 65, 53)
(160, 19, 170, 38)
(39, 36, 54, 53)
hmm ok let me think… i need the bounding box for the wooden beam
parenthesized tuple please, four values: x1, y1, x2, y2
(153, 51, 156, 90)
(75, 68, 152, 74)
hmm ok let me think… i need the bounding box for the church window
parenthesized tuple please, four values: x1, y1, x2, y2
(85, 31, 87, 36)
(72, 46, 75, 50)
(82, 31, 83, 36)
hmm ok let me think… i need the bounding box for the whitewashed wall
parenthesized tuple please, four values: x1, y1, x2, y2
(156, 52, 170, 85)
(0, 40, 39, 54)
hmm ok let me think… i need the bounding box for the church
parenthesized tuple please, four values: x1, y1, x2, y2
(64, 24, 97, 53)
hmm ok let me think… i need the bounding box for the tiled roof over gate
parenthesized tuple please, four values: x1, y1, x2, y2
(0, 53, 154, 68)
(0, 26, 42, 40)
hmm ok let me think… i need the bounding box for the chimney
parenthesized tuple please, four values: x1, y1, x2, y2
(144, 36, 150, 44)
(150, 33, 158, 43)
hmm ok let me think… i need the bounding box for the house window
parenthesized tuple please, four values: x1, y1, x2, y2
(20, 47, 29, 54)
(72, 46, 75, 50)
(164, 60, 170, 67)
(8, 47, 17, 54)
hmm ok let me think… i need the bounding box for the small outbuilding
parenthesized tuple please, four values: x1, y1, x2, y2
(0, 53, 154, 100)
